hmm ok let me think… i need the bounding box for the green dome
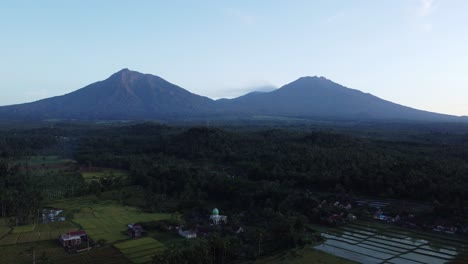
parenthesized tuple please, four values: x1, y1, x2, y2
(212, 208, 219, 215)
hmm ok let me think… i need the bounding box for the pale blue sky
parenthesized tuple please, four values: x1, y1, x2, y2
(1, 0, 467, 115)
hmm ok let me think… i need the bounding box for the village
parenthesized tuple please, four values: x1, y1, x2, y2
(42, 193, 467, 263)
(53, 206, 239, 254)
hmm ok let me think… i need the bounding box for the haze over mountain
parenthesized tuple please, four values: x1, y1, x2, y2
(217, 76, 460, 121)
(0, 69, 463, 122)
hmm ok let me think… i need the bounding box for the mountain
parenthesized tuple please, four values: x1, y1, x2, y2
(0, 70, 463, 122)
(0, 69, 214, 120)
(215, 76, 459, 122)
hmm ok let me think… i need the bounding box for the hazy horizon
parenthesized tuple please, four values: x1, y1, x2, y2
(1, 0, 467, 116)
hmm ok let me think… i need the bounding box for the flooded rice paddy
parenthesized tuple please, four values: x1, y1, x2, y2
(314, 221, 468, 264)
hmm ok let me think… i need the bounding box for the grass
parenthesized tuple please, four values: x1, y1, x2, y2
(114, 237, 165, 263)
(12, 224, 36, 233)
(0, 221, 11, 239)
(251, 248, 356, 264)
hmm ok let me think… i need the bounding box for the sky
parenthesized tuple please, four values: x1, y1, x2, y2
(1, 0, 467, 115)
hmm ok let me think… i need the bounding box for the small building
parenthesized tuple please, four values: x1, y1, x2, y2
(128, 223, 144, 238)
(42, 208, 64, 223)
(59, 230, 88, 248)
(178, 229, 197, 239)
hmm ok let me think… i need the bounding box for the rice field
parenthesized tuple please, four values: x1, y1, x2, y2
(114, 237, 166, 263)
(0, 240, 130, 264)
(314, 221, 468, 264)
(0, 221, 78, 246)
(81, 170, 128, 183)
(0, 222, 11, 239)
(47, 199, 173, 243)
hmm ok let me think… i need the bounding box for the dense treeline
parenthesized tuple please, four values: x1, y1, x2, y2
(1, 122, 467, 220)
(0, 159, 42, 224)
(75, 124, 468, 206)
(0, 127, 80, 224)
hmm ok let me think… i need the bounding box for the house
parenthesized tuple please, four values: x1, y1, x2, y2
(178, 229, 197, 239)
(59, 230, 88, 248)
(128, 223, 144, 238)
(42, 208, 64, 223)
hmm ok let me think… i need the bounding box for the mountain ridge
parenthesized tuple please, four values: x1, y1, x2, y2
(0, 69, 463, 122)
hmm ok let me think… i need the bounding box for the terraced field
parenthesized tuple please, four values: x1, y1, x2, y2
(315, 221, 468, 264)
(114, 237, 166, 263)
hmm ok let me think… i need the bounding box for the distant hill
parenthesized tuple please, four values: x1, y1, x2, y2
(0, 69, 464, 122)
(215, 76, 460, 122)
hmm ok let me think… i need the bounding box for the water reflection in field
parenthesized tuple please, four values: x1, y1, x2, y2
(314, 222, 468, 264)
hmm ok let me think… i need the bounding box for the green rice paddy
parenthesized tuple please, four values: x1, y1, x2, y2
(0, 241, 130, 264)
(0, 221, 78, 246)
(65, 201, 173, 243)
(115, 237, 166, 263)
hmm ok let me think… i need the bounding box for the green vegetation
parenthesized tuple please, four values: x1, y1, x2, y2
(115, 237, 166, 263)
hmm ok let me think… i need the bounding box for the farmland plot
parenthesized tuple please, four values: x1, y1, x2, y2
(115, 237, 165, 263)
(315, 221, 468, 264)
(67, 201, 173, 243)
(0, 221, 78, 245)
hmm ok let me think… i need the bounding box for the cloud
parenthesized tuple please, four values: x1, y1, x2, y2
(211, 83, 277, 100)
(416, 0, 437, 32)
(418, 0, 436, 17)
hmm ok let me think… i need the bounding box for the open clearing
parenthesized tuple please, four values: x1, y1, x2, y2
(315, 221, 468, 264)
